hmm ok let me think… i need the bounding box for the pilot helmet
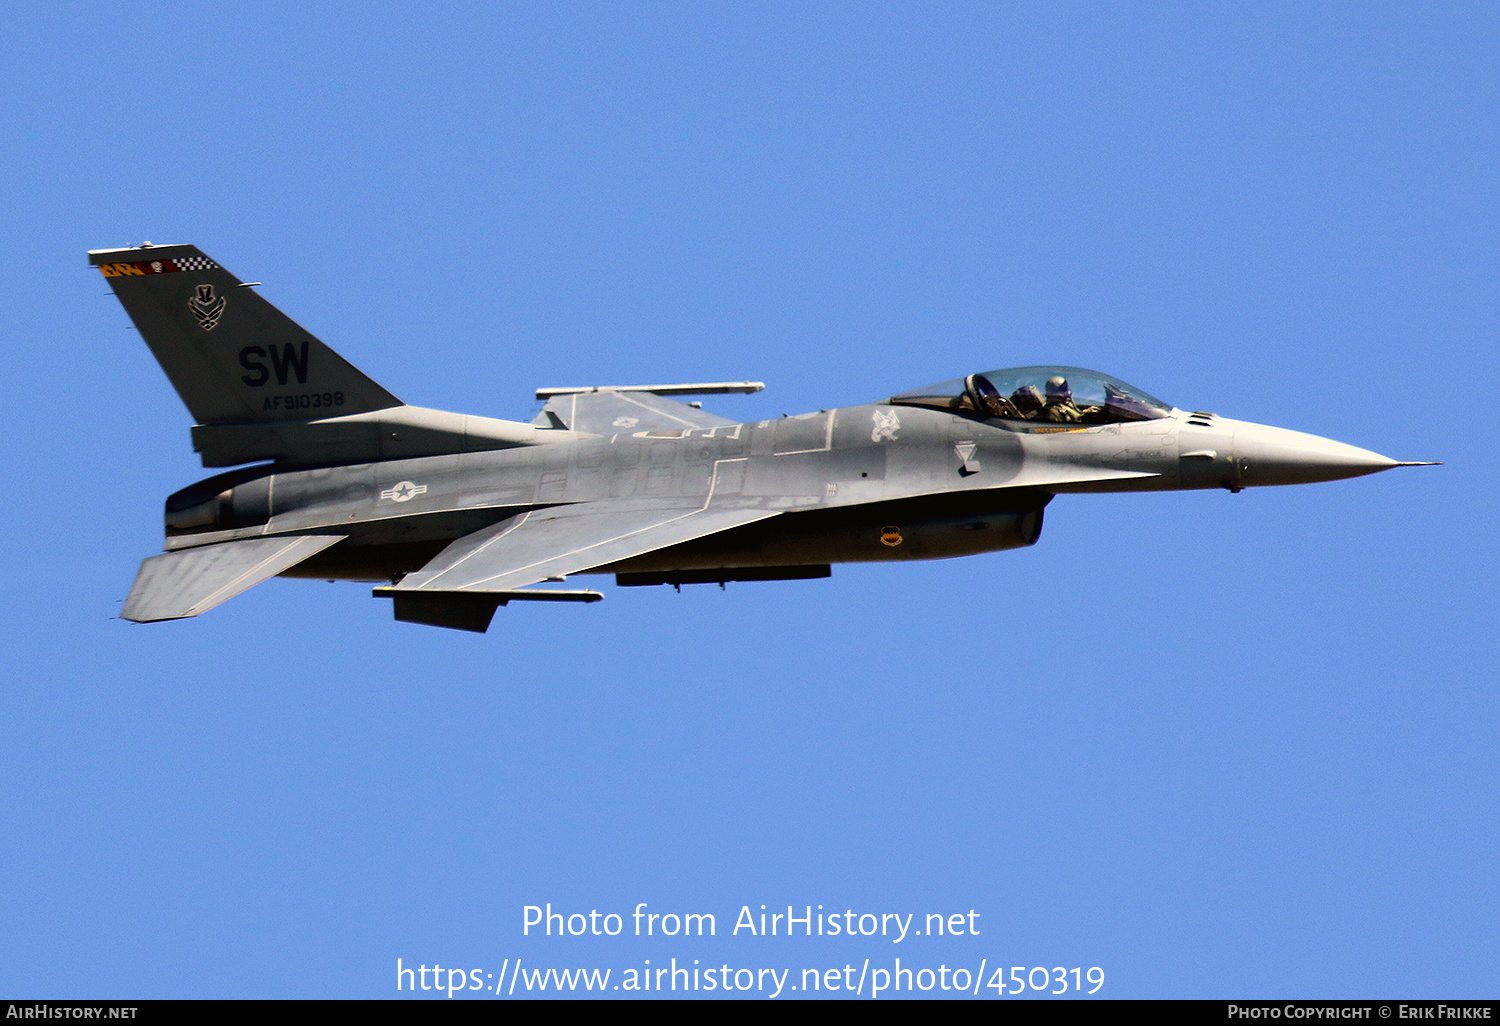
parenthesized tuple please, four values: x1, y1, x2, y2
(1045, 375, 1071, 401)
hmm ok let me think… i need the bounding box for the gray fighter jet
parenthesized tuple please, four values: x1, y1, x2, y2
(95, 243, 1436, 632)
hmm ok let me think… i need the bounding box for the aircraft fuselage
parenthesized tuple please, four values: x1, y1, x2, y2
(160, 401, 1396, 587)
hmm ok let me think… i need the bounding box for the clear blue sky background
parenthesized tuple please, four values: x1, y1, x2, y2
(1, 1, 1494, 999)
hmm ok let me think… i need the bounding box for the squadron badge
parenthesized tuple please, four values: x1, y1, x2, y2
(188, 284, 226, 331)
(871, 408, 900, 442)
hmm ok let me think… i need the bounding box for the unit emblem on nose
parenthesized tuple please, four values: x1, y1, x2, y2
(871, 409, 901, 442)
(880, 526, 903, 547)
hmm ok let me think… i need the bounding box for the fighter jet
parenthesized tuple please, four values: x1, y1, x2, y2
(94, 243, 1436, 632)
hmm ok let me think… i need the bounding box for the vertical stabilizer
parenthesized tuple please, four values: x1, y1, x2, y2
(91, 244, 401, 425)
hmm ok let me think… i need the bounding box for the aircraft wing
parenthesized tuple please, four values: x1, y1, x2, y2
(533, 390, 738, 434)
(388, 502, 779, 595)
(122, 534, 346, 622)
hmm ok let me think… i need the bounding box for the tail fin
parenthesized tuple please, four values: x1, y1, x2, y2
(91, 244, 401, 425)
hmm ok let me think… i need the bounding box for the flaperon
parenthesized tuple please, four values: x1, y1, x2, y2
(94, 243, 1437, 632)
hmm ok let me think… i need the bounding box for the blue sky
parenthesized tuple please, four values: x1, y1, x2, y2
(1, 1, 1494, 999)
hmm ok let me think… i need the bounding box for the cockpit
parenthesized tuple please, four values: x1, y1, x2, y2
(889, 366, 1173, 425)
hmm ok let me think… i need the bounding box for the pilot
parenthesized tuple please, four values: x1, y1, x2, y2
(1043, 376, 1083, 423)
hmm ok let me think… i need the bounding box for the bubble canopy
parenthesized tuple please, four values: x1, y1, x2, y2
(889, 366, 1173, 425)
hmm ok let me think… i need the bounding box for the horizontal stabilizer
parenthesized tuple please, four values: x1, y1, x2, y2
(122, 534, 346, 622)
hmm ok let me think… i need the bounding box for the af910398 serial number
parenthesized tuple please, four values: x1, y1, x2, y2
(263, 392, 344, 412)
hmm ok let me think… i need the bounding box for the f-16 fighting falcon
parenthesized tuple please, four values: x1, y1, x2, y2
(94, 243, 1437, 632)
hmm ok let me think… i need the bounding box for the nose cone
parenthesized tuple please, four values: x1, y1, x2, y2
(1231, 420, 1403, 487)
